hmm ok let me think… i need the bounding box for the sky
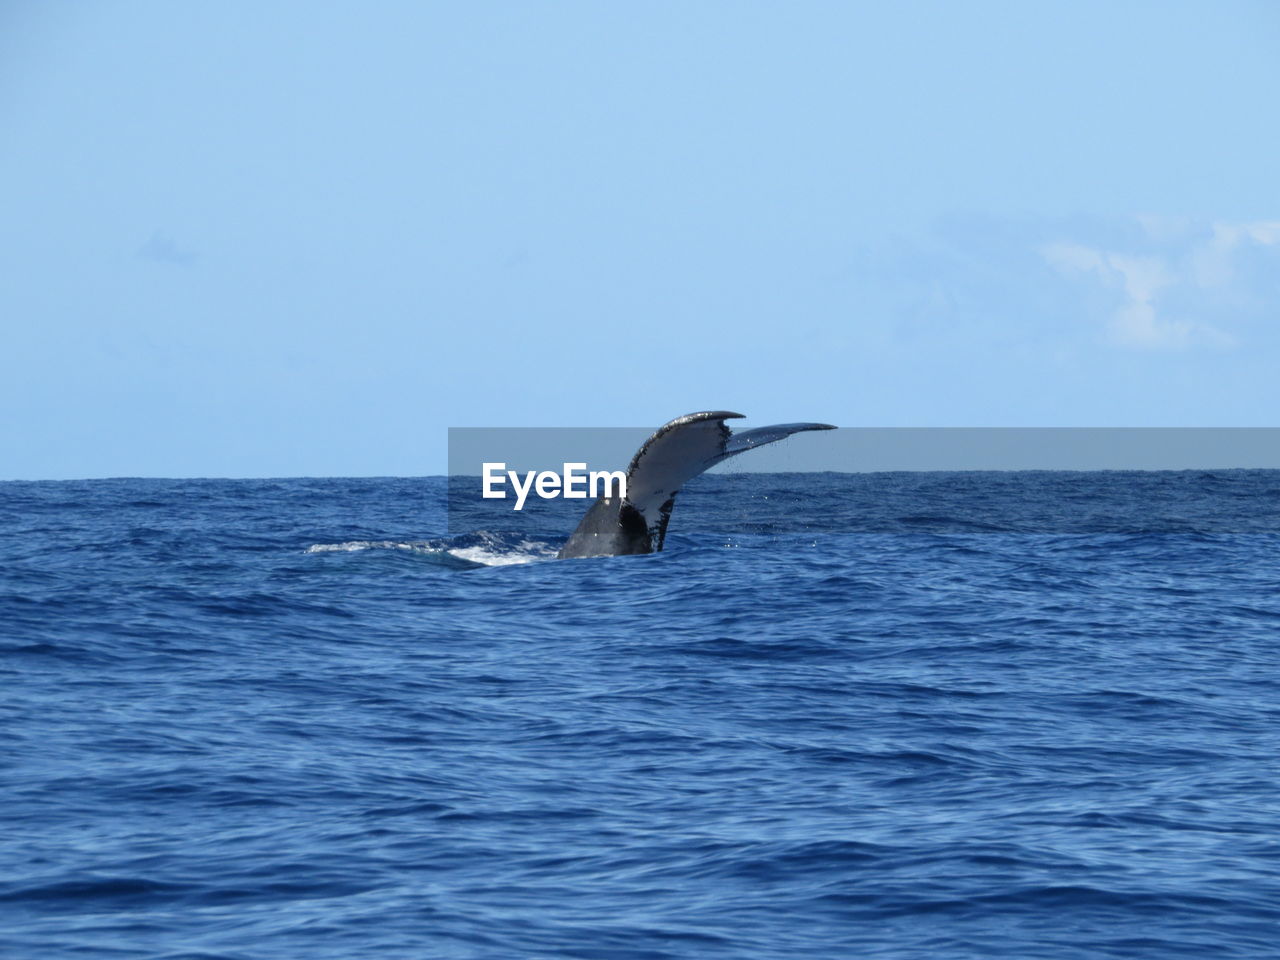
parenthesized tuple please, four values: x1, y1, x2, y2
(2, 1, 1278, 479)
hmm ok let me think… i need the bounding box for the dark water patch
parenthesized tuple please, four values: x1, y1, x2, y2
(0, 875, 196, 907)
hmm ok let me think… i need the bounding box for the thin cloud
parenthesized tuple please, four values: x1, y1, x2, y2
(1039, 219, 1280, 350)
(138, 232, 198, 267)
(1189, 220, 1280, 289)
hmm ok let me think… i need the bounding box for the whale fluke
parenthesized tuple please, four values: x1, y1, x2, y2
(556, 411, 836, 559)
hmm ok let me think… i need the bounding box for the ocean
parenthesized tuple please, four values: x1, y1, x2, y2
(3, 473, 1279, 959)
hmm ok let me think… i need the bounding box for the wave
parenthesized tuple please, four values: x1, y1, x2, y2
(305, 531, 559, 568)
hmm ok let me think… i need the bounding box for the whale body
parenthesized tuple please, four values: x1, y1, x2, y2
(557, 411, 836, 559)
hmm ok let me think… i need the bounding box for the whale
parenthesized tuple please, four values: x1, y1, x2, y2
(557, 411, 836, 559)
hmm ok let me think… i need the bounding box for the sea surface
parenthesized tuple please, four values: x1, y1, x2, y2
(3, 473, 1279, 959)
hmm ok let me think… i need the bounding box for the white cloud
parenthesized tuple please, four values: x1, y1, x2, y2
(1190, 220, 1280, 288)
(1105, 254, 1189, 348)
(1042, 242, 1210, 348)
(1040, 219, 1280, 350)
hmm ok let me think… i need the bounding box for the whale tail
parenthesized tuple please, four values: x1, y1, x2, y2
(557, 411, 836, 559)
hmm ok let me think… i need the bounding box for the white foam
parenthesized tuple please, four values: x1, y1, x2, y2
(305, 537, 558, 567)
(305, 540, 429, 554)
(447, 540, 557, 567)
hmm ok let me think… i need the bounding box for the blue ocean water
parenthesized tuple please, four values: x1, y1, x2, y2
(3, 473, 1279, 959)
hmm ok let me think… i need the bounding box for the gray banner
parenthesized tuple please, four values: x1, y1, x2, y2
(447, 427, 1280, 537)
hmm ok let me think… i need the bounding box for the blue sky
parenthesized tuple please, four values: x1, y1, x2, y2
(2, 2, 1278, 478)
